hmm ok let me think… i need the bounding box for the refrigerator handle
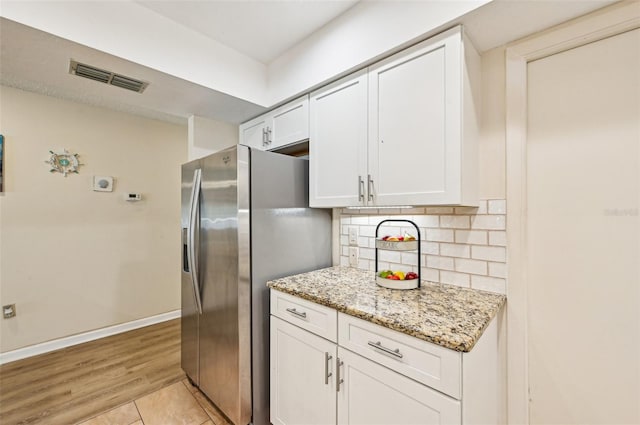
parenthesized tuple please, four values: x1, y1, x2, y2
(188, 168, 203, 314)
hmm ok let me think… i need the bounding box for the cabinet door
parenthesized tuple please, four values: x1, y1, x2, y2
(269, 96, 309, 150)
(309, 70, 368, 207)
(368, 29, 462, 206)
(271, 316, 337, 425)
(239, 115, 268, 150)
(337, 348, 461, 425)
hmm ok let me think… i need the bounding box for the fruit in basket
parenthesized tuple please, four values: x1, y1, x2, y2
(388, 275, 400, 280)
(403, 232, 416, 241)
(378, 270, 393, 278)
(386, 236, 399, 241)
(393, 271, 405, 280)
(381, 235, 390, 241)
(405, 272, 419, 280)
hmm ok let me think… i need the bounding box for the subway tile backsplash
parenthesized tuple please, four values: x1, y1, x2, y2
(338, 199, 507, 294)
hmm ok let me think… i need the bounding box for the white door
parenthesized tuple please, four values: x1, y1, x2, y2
(368, 31, 461, 206)
(336, 348, 461, 425)
(526, 28, 639, 424)
(309, 70, 368, 207)
(239, 115, 268, 150)
(270, 316, 337, 425)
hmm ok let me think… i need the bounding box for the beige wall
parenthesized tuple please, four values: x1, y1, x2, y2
(0, 86, 187, 352)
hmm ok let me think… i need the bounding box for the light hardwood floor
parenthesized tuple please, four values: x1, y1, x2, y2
(0, 318, 210, 424)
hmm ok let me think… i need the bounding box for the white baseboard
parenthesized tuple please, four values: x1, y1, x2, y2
(0, 309, 181, 365)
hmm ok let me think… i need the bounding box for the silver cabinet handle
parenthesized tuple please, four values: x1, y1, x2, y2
(358, 176, 365, 202)
(367, 174, 374, 201)
(336, 358, 344, 392)
(325, 352, 333, 385)
(267, 127, 273, 145)
(262, 128, 268, 147)
(367, 341, 403, 358)
(285, 308, 307, 319)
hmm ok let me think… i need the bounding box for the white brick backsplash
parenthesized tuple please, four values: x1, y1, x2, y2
(412, 215, 439, 228)
(476, 200, 488, 214)
(357, 258, 370, 270)
(359, 225, 375, 237)
(337, 198, 507, 294)
(440, 243, 471, 258)
(440, 271, 470, 287)
(426, 207, 453, 214)
(379, 250, 402, 263)
(453, 206, 479, 215)
(488, 262, 507, 278)
(472, 246, 506, 262)
(350, 216, 369, 225)
(420, 241, 439, 255)
(426, 255, 454, 271)
(401, 252, 419, 266)
(455, 230, 488, 245)
(440, 215, 470, 229)
(471, 215, 506, 230)
(360, 247, 374, 260)
(399, 207, 426, 214)
(488, 200, 507, 214)
(471, 275, 506, 293)
(488, 231, 507, 246)
(426, 228, 454, 242)
(455, 258, 488, 275)
(420, 267, 440, 283)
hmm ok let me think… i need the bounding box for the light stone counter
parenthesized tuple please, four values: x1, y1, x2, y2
(267, 266, 506, 352)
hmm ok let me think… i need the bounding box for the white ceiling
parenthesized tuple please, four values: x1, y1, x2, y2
(136, 0, 359, 65)
(0, 18, 266, 125)
(0, 0, 620, 126)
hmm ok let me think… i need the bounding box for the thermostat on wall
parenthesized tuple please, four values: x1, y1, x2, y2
(125, 193, 142, 202)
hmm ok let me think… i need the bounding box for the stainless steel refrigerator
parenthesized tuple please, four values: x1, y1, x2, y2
(181, 145, 331, 425)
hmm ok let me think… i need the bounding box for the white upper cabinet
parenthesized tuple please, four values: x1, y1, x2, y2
(239, 96, 309, 151)
(310, 70, 368, 207)
(310, 26, 479, 207)
(239, 114, 269, 150)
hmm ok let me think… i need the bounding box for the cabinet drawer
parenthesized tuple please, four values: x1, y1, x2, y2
(338, 313, 461, 399)
(271, 290, 337, 342)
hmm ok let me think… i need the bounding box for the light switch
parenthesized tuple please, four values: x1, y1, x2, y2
(348, 227, 358, 246)
(93, 176, 113, 192)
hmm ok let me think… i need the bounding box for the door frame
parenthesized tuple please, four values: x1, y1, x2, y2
(505, 2, 640, 423)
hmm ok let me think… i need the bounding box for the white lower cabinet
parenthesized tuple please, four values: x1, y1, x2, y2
(270, 290, 500, 425)
(270, 316, 337, 425)
(337, 347, 461, 425)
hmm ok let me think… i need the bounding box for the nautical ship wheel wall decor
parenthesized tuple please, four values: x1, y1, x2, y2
(46, 149, 83, 177)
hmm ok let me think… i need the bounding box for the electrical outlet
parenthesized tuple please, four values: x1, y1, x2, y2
(348, 227, 358, 246)
(349, 247, 358, 267)
(3, 304, 16, 319)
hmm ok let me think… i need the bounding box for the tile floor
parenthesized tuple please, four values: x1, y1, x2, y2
(77, 379, 231, 425)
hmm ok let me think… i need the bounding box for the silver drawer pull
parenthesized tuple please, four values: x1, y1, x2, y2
(367, 340, 403, 358)
(285, 308, 307, 319)
(325, 352, 333, 385)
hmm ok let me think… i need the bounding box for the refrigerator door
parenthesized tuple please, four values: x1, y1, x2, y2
(249, 150, 333, 425)
(198, 146, 251, 425)
(181, 159, 202, 385)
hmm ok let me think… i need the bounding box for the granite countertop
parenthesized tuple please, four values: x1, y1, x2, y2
(267, 266, 506, 352)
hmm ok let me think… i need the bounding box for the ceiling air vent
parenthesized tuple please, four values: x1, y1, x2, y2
(69, 60, 148, 93)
